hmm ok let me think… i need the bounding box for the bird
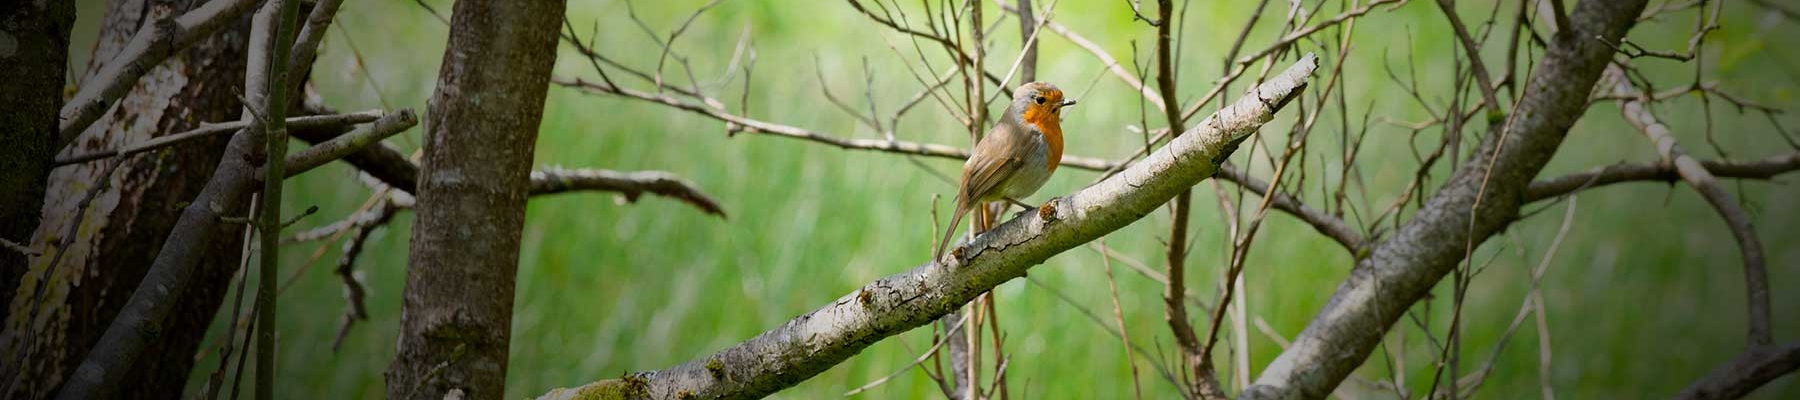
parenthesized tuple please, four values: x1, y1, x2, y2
(934, 81, 1076, 262)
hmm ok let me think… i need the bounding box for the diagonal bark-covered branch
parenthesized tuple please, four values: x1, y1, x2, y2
(295, 99, 423, 192)
(1242, 1, 1649, 399)
(56, 0, 262, 148)
(537, 53, 1318, 400)
(283, 109, 418, 177)
(1216, 165, 1363, 251)
(52, 107, 265, 400)
(55, 111, 385, 165)
(1524, 151, 1800, 202)
(279, 108, 727, 217)
(1674, 341, 1800, 400)
(1607, 64, 1770, 347)
(50, 0, 283, 395)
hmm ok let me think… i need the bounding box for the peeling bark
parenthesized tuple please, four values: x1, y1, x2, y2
(0, 0, 252, 397)
(0, 0, 75, 327)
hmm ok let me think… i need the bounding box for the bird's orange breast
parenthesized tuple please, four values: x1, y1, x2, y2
(1022, 108, 1064, 174)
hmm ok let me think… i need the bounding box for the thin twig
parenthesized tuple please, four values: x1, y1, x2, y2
(1525, 151, 1800, 202)
(281, 109, 419, 177)
(254, 0, 303, 397)
(1098, 239, 1144, 400)
(56, 0, 264, 147)
(54, 111, 385, 165)
(0, 238, 35, 257)
(1607, 65, 1771, 347)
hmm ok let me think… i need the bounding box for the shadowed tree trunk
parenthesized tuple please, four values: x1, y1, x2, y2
(0, 0, 253, 398)
(0, 0, 75, 326)
(383, 0, 565, 398)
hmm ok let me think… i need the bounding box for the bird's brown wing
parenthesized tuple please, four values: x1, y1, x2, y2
(958, 121, 1033, 206)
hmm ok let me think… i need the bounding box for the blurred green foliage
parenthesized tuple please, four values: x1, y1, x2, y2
(60, 0, 1799, 398)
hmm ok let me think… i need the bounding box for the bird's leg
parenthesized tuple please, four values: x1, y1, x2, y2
(1003, 197, 1033, 210)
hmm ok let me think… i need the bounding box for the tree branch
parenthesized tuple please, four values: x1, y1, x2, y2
(282, 109, 418, 178)
(253, 1, 304, 396)
(1524, 151, 1800, 202)
(552, 76, 1119, 171)
(993, 0, 1165, 111)
(53, 98, 265, 400)
(535, 53, 1317, 400)
(1673, 341, 1800, 400)
(286, 0, 349, 92)
(56, 0, 263, 148)
(1606, 64, 1771, 347)
(295, 98, 422, 193)
(1242, 1, 1649, 398)
(55, 111, 385, 166)
(1215, 165, 1364, 251)
(529, 168, 728, 218)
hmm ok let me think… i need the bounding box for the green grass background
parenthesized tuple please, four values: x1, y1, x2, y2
(69, 0, 1800, 398)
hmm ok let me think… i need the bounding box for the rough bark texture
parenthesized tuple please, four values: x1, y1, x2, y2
(1241, 1, 1648, 399)
(383, 0, 565, 399)
(0, 0, 75, 326)
(0, 0, 253, 398)
(295, 102, 421, 192)
(536, 54, 1316, 400)
(1674, 341, 1800, 400)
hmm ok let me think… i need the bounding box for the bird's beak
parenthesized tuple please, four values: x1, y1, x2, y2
(1061, 99, 1078, 107)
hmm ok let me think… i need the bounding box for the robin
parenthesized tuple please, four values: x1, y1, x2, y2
(934, 81, 1077, 262)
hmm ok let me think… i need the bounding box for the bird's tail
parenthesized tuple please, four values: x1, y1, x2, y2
(934, 205, 969, 263)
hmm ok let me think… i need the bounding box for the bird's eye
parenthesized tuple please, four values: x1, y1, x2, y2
(1034, 96, 1045, 105)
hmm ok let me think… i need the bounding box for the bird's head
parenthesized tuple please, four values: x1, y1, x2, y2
(1011, 81, 1076, 129)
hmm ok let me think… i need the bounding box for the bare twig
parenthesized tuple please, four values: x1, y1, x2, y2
(281, 109, 419, 177)
(553, 76, 1118, 171)
(1098, 238, 1144, 400)
(254, 1, 304, 398)
(1139, 0, 1222, 396)
(536, 54, 1317, 400)
(55, 111, 383, 165)
(57, 0, 263, 147)
(843, 313, 972, 397)
(0, 238, 35, 257)
(1525, 151, 1800, 201)
(199, 195, 260, 400)
(1014, 0, 1039, 82)
(1439, 196, 1578, 398)
(285, 0, 348, 92)
(1231, 0, 1403, 67)
(3, 158, 128, 396)
(529, 167, 728, 218)
(330, 199, 398, 351)
(1025, 276, 1184, 392)
(1434, 0, 1503, 118)
(1672, 341, 1800, 400)
(1607, 65, 1771, 347)
(1247, 3, 1650, 398)
(1214, 165, 1363, 251)
(994, 0, 1165, 110)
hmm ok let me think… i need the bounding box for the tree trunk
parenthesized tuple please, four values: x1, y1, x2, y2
(383, 0, 564, 399)
(0, 0, 75, 326)
(0, 0, 252, 398)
